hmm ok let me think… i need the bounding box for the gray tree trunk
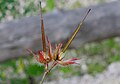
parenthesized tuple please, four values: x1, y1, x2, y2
(0, 1, 120, 62)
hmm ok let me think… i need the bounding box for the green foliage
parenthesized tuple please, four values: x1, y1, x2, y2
(88, 44, 102, 55)
(60, 66, 73, 74)
(46, 0, 55, 11)
(10, 78, 28, 84)
(0, 59, 16, 68)
(72, 1, 82, 9)
(25, 64, 44, 77)
(0, 0, 17, 20)
(77, 38, 120, 75)
(107, 55, 120, 63)
(88, 63, 106, 75)
(0, 0, 56, 21)
(102, 38, 115, 49)
(0, 70, 6, 80)
(79, 43, 103, 56)
(0, 0, 39, 21)
(0, 60, 17, 81)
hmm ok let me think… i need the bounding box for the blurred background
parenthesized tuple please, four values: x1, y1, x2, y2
(0, 0, 120, 84)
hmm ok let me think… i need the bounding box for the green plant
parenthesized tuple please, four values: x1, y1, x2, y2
(46, 0, 55, 11)
(88, 63, 106, 75)
(25, 64, 44, 77)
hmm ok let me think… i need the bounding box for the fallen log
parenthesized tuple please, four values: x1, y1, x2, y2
(0, 1, 120, 62)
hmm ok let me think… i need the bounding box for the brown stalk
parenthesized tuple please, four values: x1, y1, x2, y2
(62, 9, 91, 53)
(40, 2, 46, 53)
(39, 1, 91, 84)
(39, 61, 58, 84)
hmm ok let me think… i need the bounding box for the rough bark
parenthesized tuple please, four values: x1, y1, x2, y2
(0, 1, 120, 62)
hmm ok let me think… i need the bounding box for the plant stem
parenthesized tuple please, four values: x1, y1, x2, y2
(39, 71, 48, 84)
(39, 61, 58, 84)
